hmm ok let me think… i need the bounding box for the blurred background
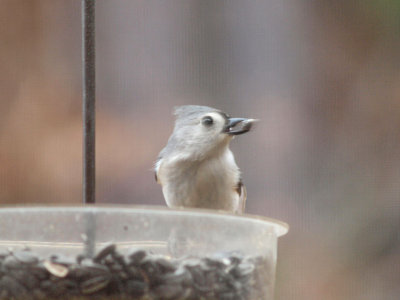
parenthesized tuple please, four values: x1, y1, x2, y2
(0, 0, 399, 299)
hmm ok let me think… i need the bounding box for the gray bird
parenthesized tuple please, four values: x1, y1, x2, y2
(155, 105, 256, 213)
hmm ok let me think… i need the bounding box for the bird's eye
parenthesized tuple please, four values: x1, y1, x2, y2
(202, 116, 214, 127)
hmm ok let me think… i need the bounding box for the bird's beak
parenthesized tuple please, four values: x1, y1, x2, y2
(224, 118, 257, 135)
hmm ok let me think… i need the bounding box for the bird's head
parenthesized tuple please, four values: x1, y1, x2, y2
(166, 105, 257, 160)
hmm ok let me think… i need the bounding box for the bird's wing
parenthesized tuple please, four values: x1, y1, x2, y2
(154, 157, 162, 184)
(235, 179, 247, 213)
(154, 171, 159, 183)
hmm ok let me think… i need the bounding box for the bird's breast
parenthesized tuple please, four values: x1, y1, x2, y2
(161, 150, 240, 211)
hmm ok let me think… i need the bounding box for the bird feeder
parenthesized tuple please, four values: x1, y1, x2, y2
(0, 1, 288, 299)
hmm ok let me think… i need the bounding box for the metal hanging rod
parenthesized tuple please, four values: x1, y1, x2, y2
(82, 0, 96, 204)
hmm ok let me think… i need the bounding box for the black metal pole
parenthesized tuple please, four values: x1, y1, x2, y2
(82, 0, 96, 258)
(82, 0, 96, 204)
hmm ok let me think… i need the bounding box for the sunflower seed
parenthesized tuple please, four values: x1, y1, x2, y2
(43, 260, 69, 277)
(128, 249, 146, 263)
(2, 255, 21, 269)
(81, 275, 111, 294)
(94, 243, 116, 263)
(13, 250, 39, 265)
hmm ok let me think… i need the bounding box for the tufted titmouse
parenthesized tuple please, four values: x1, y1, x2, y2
(155, 105, 256, 213)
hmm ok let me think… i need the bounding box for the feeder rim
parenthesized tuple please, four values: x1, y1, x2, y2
(0, 204, 289, 237)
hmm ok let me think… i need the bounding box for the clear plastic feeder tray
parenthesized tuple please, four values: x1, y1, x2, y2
(0, 206, 288, 299)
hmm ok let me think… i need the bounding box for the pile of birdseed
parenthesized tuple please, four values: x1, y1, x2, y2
(0, 244, 272, 299)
